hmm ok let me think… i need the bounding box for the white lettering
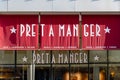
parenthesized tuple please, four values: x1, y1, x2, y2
(33, 52, 36, 64)
(46, 53, 49, 63)
(58, 54, 63, 63)
(84, 53, 88, 63)
(84, 24, 101, 37)
(70, 53, 74, 63)
(90, 24, 94, 36)
(59, 25, 65, 36)
(36, 54, 41, 63)
(73, 24, 78, 36)
(33, 52, 88, 64)
(41, 53, 44, 64)
(26, 24, 31, 37)
(79, 53, 83, 63)
(51, 54, 55, 63)
(49, 25, 54, 37)
(84, 24, 89, 37)
(20, 24, 25, 37)
(41, 24, 45, 37)
(75, 53, 78, 63)
(66, 25, 72, 36)
(20, 24, 36, 37)
(96, 24, 101, 36)
(31, 24, 36, 37)
(64, 55, 68, 63)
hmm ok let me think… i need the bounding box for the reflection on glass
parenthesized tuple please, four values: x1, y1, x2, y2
(89, 66, 107, 80)
(99, 70, 105, 80)
(109, 65, 120, 80)
(63, 72, 88, 80)
(0, 67, 22, 80)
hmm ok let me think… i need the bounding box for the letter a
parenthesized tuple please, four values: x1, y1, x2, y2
(49, 25, 54, 37)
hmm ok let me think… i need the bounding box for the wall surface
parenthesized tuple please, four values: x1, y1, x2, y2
(0, 0, 120, 12)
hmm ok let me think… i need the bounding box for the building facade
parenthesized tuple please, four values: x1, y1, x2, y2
(0, 0, 120, 80)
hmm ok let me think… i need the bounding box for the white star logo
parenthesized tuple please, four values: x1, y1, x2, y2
(94, 55, 99, 61)
(22, 56, 28, 62)
(10, 27, 17, 33)
(104, 27, 111, 33)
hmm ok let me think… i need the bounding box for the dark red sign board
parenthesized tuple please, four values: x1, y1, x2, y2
(40, 15, 79, 50)
(0, 15, 38, 50)
(82, 15, 120, 50)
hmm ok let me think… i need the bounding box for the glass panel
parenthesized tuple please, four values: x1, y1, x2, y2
(71, 64, 88, 80)
(89, 64, 107, 80)
(17, 50, 32, 64)
(53, 65, 69, 80)
(35, 50, 51, 80)
(109, 64, 120, 80)
(89, 50, 107, 63)
(52, 51, 69, 80)
(0, 51, 17, 79)
(109, 50, 120, 62)
(89, 50, 107, 80)
(0, 65, 23, 80)
(17, 51, 33, 80)
(16, 65, 28, 80)
(35, 65, 51, 80)
(0, 51, 14, 64)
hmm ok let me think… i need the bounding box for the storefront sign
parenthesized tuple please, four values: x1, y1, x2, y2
(1, 15, 120, 50)
(0, 15, 38, 50)
(82, 15, 120, 50)
(40, 15, 79, 50)
(33, 52, 88, 64)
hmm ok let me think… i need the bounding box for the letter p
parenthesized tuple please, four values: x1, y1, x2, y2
(20, 24, 25, 37)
